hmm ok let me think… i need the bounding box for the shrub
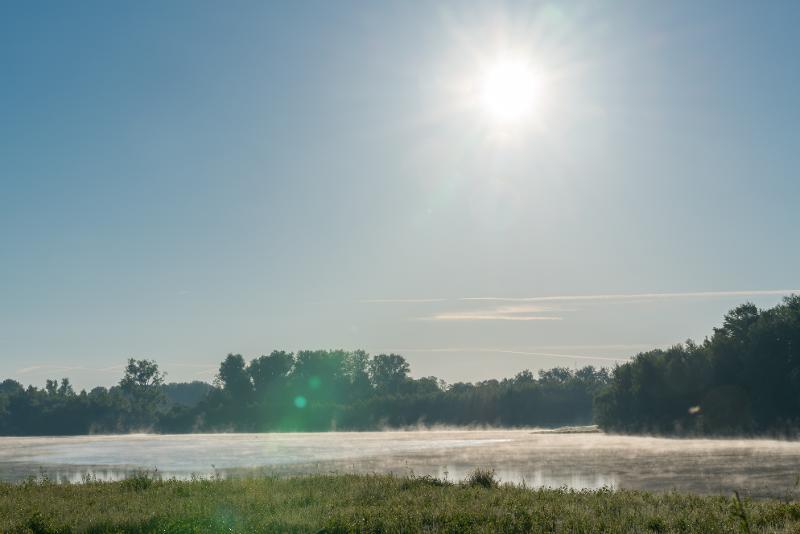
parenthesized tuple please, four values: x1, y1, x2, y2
(120, 470, 160, 492)
(464, 468, 498, 489)
(400, 474, 452, 490)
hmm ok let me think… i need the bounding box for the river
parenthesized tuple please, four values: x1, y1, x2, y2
(1, 429, 798, 498)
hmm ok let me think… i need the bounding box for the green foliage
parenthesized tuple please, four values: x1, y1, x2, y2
(369, 353, 411, 395)
(2, 474, 800, 533)
(0, 348, 611, 435)
(248, 351, 293, 398)
(216, 354, 253, 401)
(595, 296, 800, 436)
(0, 352, 610, 434)
(160, 381, 214, 408)
(119, 470, 161, 492)
(400, 473, 453, 490)
(464, 468, 499, 488)
(733, 490, 753, 534)
(119, 358, 166, 429)
(120, 359, 165, 391)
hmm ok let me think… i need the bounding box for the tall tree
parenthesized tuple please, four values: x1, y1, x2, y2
(248, 351, 293, 397)
(119, 358, 166, 428)
(369, 354, 410, 395)
(217, 354, 253, 400)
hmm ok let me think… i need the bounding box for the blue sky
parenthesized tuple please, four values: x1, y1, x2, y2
(2, 1, 799, 389)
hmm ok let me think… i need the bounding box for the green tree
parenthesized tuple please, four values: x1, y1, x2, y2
(58, 378, 74, 397)
(344, 350, 373, 400)
(514, 370, 535, 385)
(369, 354, 410, 395)
(217, 354, 253, 400)
(248, 351, 293, 397)
(120, 358, 166, 428)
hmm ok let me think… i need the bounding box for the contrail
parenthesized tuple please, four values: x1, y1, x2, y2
(359, 298, 449, 303)
(460, 289, 800, 303)
(385, 347, 631, 362)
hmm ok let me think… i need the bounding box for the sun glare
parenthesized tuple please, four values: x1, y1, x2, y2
(479, 58, 540, 125)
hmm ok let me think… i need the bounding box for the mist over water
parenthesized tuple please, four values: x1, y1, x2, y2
(2, 430, 799, 498)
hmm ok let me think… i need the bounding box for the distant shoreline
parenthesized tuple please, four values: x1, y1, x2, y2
(6, 423, 800, 439)
(529, 425, 601, 434)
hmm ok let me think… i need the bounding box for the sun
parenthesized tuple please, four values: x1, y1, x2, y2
(479, 57, 540, 125)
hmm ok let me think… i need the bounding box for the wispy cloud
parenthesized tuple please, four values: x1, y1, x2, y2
(360, 289, 798, 306)
(385, 347, 629, 362)
(15, 364, 123, 375)
(508, 343, 662, 351)
(420, 304, 563, 322)
(360, 298, 449, 303)
(425, 314, 562, 321)
(460, 289, 800, 303)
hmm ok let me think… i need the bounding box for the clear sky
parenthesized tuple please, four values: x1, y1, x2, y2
(2, 1, 799, 390)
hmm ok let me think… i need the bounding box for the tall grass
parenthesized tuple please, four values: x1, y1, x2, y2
(2, 472, 800, 533)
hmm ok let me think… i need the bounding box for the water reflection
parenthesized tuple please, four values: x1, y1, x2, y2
(433, 465, 617, 490)
(1, 430, 798, 498)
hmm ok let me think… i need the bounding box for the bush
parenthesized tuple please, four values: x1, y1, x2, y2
(400, 474, 452, 490)
(120, 470, 160, 492)
(464, 468, 498, 489)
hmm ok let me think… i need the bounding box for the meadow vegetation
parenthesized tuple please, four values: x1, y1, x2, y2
(3, 471, 800, 533)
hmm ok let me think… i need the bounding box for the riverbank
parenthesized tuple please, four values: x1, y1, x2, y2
(2, 472, 799, 533)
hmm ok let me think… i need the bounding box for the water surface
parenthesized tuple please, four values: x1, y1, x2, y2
(1, 430, 798, 498)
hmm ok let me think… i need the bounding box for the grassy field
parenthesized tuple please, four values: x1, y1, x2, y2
(2, 471, 800, 533)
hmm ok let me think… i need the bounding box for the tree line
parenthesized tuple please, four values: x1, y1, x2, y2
(0, 352, 608, 435)
(595, 295, 800, 435)
(1, 296, 798, 436)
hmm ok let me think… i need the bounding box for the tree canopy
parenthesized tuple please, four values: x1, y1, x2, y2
(0, 353, 607, 435)
(595, 296, 800, 435)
